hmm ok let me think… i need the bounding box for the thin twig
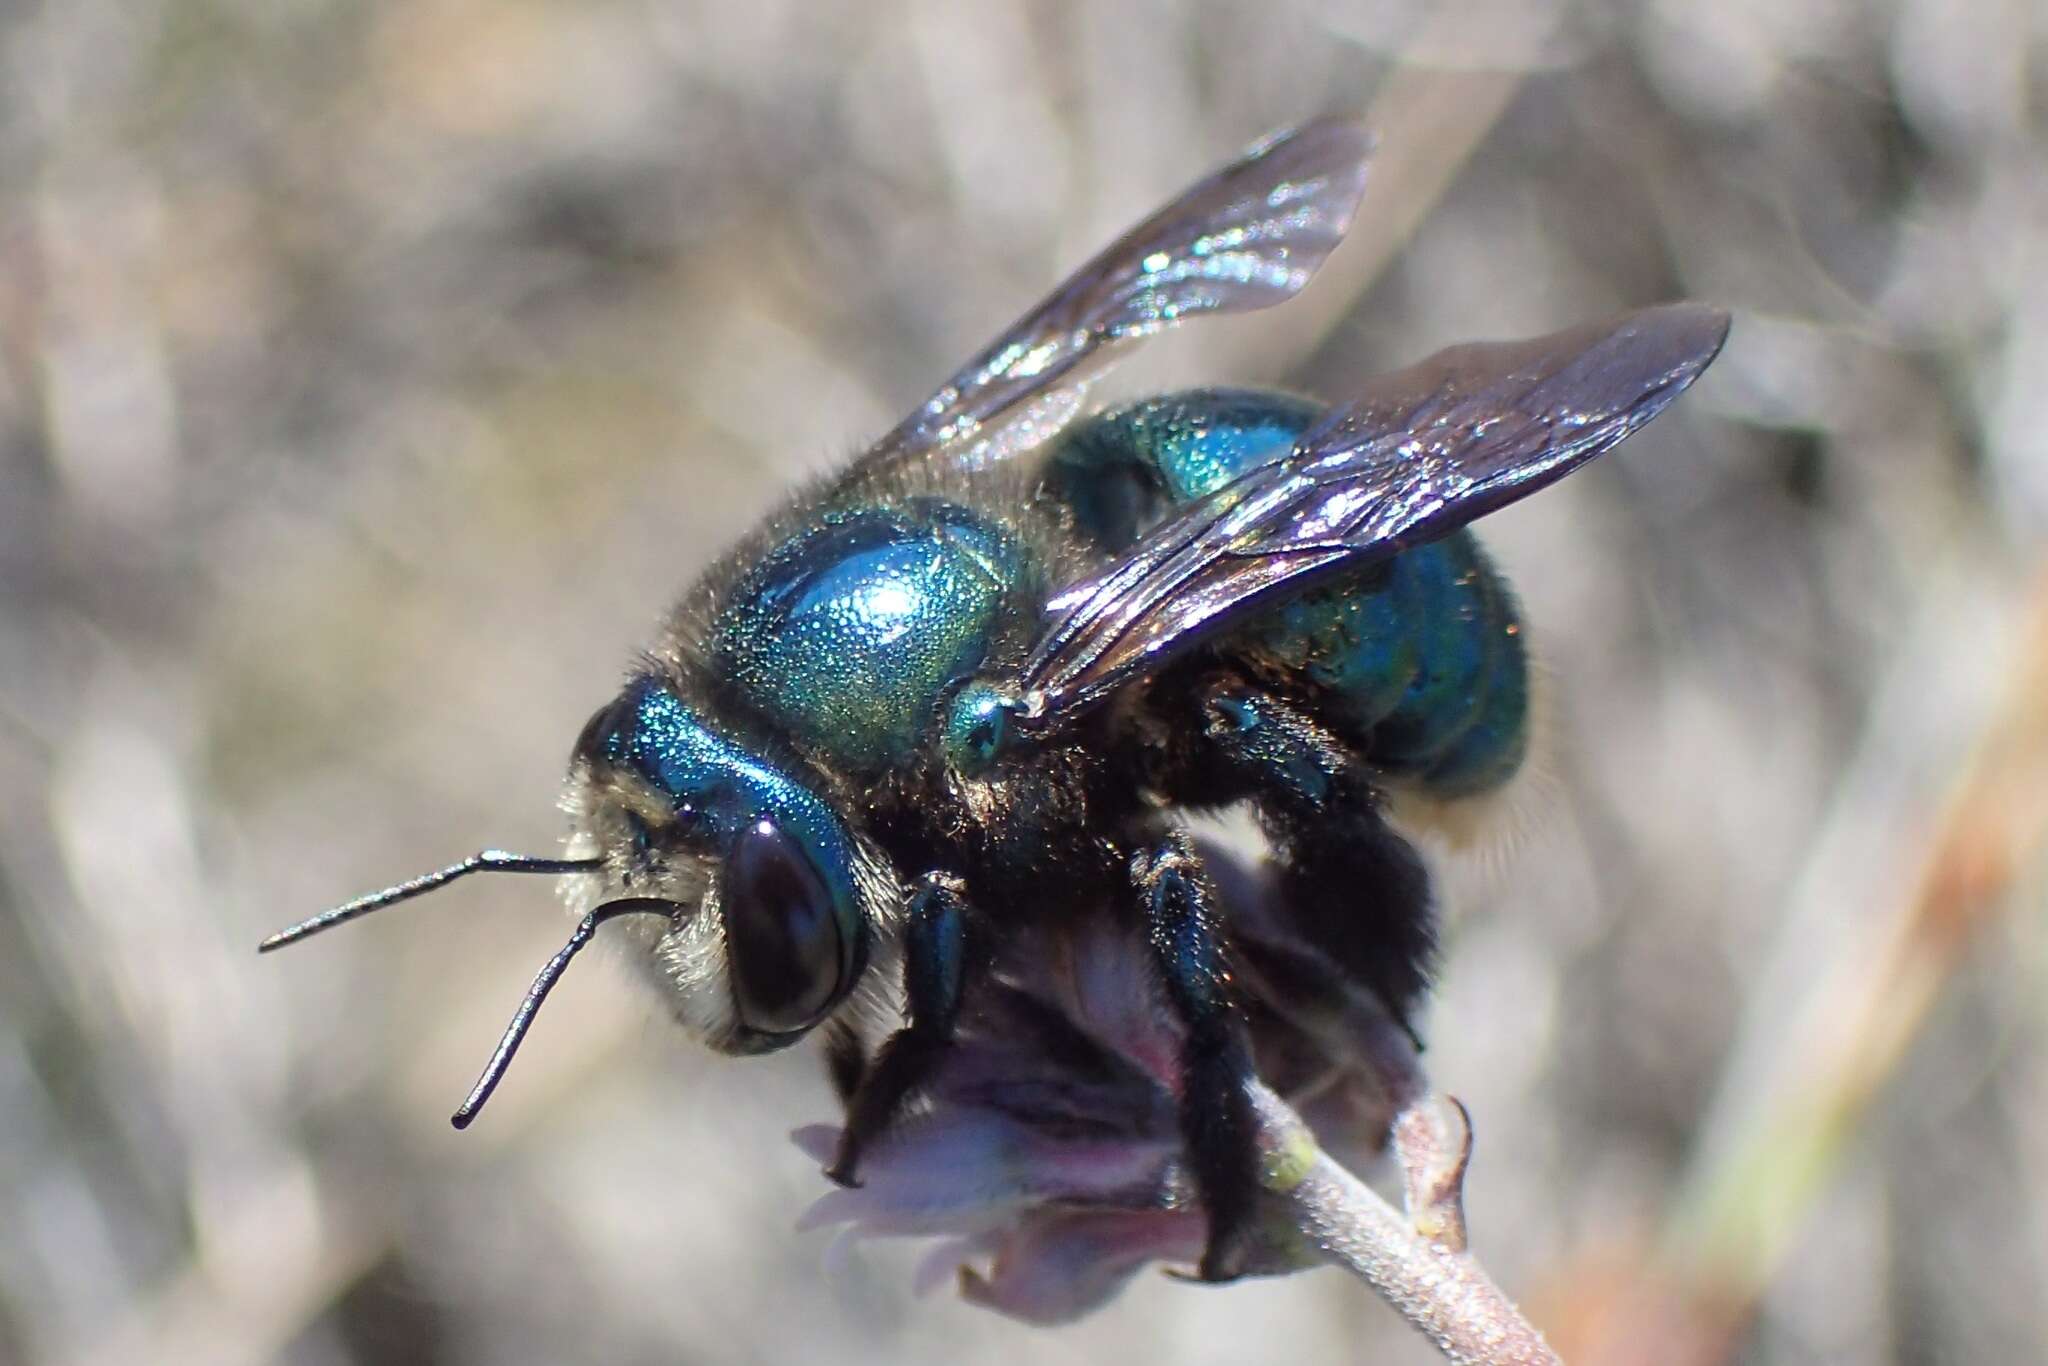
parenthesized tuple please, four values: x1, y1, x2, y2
(1252, 1084, 1561, 1366)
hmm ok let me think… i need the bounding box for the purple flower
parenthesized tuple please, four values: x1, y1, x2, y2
(793, 847, 1429, 1324)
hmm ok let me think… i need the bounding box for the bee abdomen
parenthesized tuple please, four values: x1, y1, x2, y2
(1047, 390, 1530, 799)
(1241, 535, 1528, 798)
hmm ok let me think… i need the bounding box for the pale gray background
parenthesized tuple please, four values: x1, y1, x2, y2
(3, 2, 2044, 1363)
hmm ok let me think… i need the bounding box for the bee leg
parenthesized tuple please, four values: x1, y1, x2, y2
(1134, 832, 1261, 1283)
(1195, 683, 1435, 1035)
(825, 872, 973, 1187)
(820, 1019, 868, 1106)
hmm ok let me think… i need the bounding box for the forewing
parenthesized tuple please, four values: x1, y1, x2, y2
(837, 118, 1371, 490)
(1011, 302, 1732, 725)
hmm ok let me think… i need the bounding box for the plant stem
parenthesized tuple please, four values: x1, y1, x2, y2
(1252, 1085, 1561, 1366)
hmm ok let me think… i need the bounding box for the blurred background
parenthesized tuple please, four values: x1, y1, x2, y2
(3, 1, 2045, 1363)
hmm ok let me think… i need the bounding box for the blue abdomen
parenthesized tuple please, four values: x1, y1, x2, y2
(710, 499, 1030, 774)
(1047, 390, 1528, 797)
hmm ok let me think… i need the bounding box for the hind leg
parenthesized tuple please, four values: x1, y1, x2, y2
(1151, 674, 1438, 1037)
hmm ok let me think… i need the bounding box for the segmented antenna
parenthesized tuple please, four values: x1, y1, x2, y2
(257, 850, 602, 952)
(451, 897, 680, 1129)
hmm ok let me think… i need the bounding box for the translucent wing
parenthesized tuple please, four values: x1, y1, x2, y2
(837, 118, 1372, 490)
(1009, 303, 1732, 727)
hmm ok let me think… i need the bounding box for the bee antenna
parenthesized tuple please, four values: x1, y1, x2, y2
(451, 897, 680, 1129)
(257, 850, 603, 952)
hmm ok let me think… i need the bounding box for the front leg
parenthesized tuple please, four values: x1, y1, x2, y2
(826, 871, 974, 1186)
(1135, 832, 1261, 1283)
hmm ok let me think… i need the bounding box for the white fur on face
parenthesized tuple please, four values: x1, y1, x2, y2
(560, 761, 906, 1054)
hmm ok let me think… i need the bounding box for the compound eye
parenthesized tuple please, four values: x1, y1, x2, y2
(722, 818, 845, 1035)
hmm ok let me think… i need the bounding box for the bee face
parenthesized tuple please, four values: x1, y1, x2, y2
(567, 676, 898, 1055)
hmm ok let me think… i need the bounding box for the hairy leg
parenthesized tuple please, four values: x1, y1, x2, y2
(1134, 831, 1262, 1282)
(825, 872, 974, 1186)
(1192, 680, 1437, 1034)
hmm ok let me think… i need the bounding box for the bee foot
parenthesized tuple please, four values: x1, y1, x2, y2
(1161, 1232, 1251, 1283)
(1194, 1233, 1253, 1284)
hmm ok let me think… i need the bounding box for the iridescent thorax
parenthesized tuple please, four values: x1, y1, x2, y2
(709, 500, 1031, 772)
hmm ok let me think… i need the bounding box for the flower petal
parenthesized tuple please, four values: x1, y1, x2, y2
(959, 1208, 1205, 1325)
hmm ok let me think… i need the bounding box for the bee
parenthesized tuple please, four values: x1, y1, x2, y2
(261, 118, 1727, 1281)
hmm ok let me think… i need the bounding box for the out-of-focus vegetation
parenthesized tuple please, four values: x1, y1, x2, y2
(2, 3, 2043, 1363)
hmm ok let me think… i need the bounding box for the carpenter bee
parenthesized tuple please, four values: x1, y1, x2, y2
(262, 119, 1727, 1281)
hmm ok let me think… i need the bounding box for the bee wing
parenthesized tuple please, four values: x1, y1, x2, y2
(837, 118, 1372, 489)
(1009, 303, 1732, 726)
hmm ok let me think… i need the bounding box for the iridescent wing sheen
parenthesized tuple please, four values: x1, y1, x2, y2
(1009, 303, 1732, 727)
(836, 118, 1372, 490)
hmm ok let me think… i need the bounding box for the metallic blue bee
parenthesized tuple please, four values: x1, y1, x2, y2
(262, 119, 1727, 1281)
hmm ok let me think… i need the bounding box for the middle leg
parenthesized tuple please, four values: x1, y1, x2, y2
(1133, 830, 1263, 1283)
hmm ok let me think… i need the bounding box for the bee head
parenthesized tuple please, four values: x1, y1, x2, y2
(260, 673, 897, 1129)
(565, 674, 895, 1057)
